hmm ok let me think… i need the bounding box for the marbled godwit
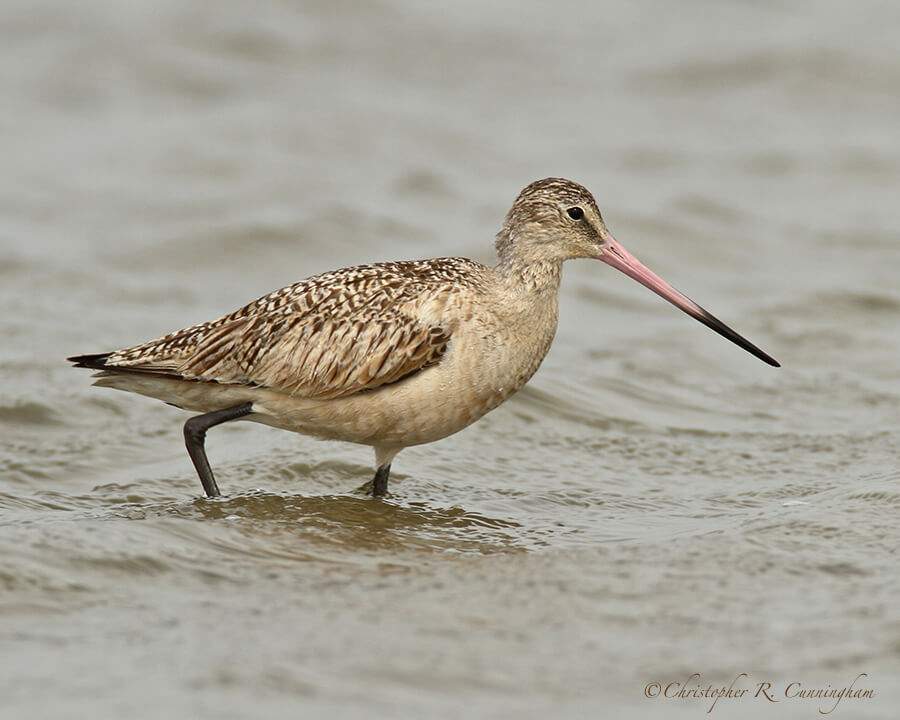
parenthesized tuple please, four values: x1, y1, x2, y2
(69, 178, 779, 498)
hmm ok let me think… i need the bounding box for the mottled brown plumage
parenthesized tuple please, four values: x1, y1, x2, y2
(69, 177, 778, 498)
(98, 259, 471, 399)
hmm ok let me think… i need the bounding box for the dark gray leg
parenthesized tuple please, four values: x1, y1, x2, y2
(372, 463, 391, 498)
(183, 402, 253, 497)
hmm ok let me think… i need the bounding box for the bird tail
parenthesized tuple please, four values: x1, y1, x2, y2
(67, 352, 113, 369)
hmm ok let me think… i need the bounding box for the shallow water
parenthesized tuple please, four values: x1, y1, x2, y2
(2, 0, 899, 718)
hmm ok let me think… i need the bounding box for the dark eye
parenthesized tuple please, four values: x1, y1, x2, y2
(566, 207, 584, 220)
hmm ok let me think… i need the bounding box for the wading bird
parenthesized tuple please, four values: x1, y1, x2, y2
(69, 178, 779, 497)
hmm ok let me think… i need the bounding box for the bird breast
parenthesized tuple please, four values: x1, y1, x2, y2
(249, 276, 561, 450)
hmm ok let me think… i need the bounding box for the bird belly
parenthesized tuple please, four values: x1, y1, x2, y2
(250, 326, 550, 449)
(91, 312, 555, 453)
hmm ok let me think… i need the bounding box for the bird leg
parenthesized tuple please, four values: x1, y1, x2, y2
(372, 463, 391, 498)
(183, 402, 254, 497)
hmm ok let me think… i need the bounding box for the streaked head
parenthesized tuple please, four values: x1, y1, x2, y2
(496, 177, 610, 264)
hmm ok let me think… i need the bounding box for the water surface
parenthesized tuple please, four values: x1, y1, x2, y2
(2, 1, 899, 718)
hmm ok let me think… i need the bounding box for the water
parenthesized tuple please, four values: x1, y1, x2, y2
(2, 1, 899, 717)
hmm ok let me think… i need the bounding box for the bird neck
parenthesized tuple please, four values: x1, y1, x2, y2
(494, 226, 564, 295)
(495, 255, 563, 296)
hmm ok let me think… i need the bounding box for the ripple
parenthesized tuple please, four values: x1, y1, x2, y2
(633, 48, 900, 97)
(0, 402, 60, 425)
(120, 491, 528, 558)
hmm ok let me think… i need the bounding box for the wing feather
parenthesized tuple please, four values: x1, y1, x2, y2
(90, 260, 470, 399)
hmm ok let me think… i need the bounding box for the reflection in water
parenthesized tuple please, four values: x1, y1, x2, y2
(130, 491, 526, 559)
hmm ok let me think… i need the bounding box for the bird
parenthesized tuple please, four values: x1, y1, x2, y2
(69, 178, 779, 498)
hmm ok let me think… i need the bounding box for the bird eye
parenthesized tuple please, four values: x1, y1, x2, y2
(566, 207, 584, 220)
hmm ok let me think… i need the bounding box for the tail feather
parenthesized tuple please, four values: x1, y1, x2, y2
(68, 352, 188, 382)
(67, 352, 113, 369)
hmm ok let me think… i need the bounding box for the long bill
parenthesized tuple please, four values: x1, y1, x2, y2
(597, 233, 780, 367)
